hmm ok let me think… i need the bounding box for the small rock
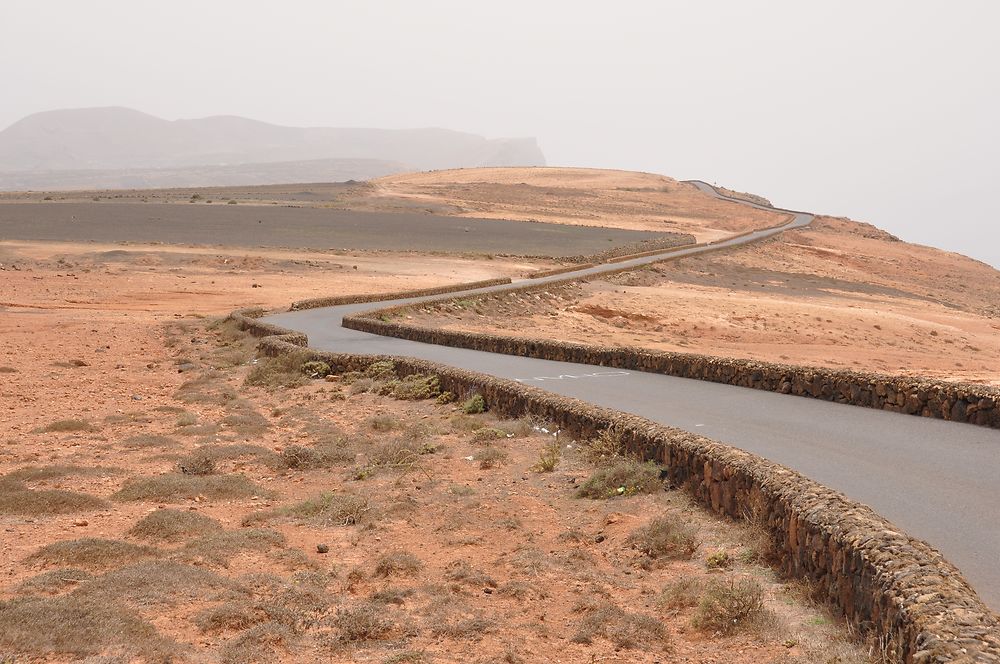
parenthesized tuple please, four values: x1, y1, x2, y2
(131, 395, 142, 401)
(316, 544, 330, 554)
(595, 534, 606, 544)
(70, 359, 89, 367)
(324, 374, 338, 382)
(483, 587, 493, 594)
(73, 519, 88, 527)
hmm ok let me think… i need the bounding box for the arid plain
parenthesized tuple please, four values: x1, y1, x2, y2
(2, 167, 989, 662)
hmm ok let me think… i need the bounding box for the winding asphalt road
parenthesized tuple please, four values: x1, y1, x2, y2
(264, 182, 1000, 610)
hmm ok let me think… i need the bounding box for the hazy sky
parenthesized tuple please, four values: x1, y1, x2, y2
(3, 1, 998, 266)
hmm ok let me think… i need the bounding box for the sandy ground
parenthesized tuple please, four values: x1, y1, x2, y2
(406, 216, 1000, 386)
(0, 246, 872, 663)
(367, 168, 787, 241)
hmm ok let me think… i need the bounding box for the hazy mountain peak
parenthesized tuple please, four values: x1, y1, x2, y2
(0, 107, 546, 186)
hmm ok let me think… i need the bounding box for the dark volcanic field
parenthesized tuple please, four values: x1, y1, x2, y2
(0, 202, 675, 257)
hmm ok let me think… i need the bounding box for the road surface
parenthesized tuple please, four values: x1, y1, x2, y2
(264, 181, 1000, 609)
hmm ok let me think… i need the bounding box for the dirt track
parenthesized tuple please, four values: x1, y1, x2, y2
(0, 202, 677, 257)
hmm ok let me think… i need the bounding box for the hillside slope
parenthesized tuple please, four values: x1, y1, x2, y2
(367, 168, 1000, 385)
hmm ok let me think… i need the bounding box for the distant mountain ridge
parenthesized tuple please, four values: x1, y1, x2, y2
(0, 107, 545, 190)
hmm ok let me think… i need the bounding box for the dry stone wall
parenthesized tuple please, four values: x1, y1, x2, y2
(343, 314, 1000, 429)
(230, 306, 1000, 663)
(289, 277, 512, 311)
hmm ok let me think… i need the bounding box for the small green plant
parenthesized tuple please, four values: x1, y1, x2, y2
(301, 361, 331, 378)
(390, 374, 441, 400)
(436, 391, 456, 404)
(706, 549, 732, 570)
(364, 360, 396, 380)
(532, 441, 561, 472)
(461, 394, 486, 414)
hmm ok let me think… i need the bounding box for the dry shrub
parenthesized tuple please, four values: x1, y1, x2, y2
(17, 568, 93, 595)
(471, 427, 507, 442)
(332, 602, 394, 643)
(692, 577, 769, 635)
(374, 550, 423, 577)
(127, 509, 223, 542)
(219, 621, 293, 664)
(582, 426, 626, 465)
(114, 473, 265, 502)
(425, 597, 494, 641)
(75, 561, 243, 606)
(0, 595, 175, 660)
(627, 515, 699, 561)
(571, 601, 669, 650)
(121, 434, 178, 449)
(33, 419, 98, 434)
(658, 577, 703, 610)
(3, 465, 118, 483)
(277, 444, 352, 470)
(365, 436, 436, 475)
(444, 560, 497, 588)
(195, 601, 269, 633)
(244, 351, 311, 389)
(475, 446, 510, 470)
(179, 529, 286, 567)
(498, 580, 548, 601)
(220, 413, 270, 437)
(246, 492, 372, 527)
(0, 481, 108, 515)
(384, 651, 428, 664)
(349, 377, 375, 394)
(177, 453, 216, 475)
(27, 538, 159, 571)
(366, 414, 400, 431)
(575, 459, 662, 499)
(370, 588, 414, 605)
(189, 444, 276, 466)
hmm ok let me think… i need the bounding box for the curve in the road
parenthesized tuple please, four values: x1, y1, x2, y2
(262, 181, 1000, 610)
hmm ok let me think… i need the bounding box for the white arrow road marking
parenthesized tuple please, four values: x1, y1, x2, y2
(513, 371, 631, 383)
